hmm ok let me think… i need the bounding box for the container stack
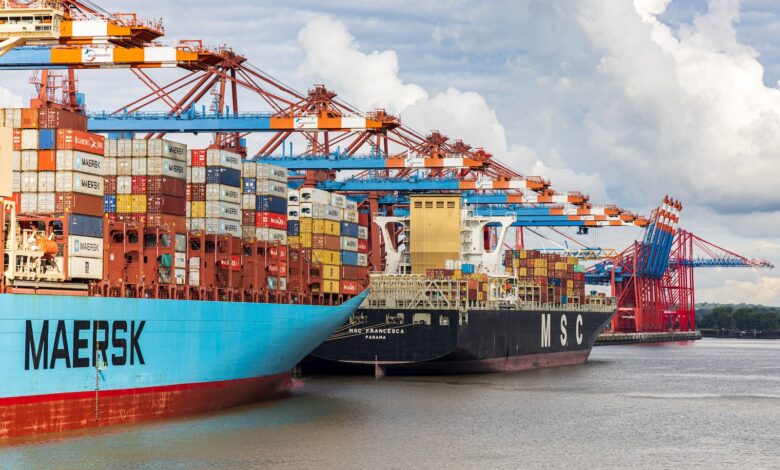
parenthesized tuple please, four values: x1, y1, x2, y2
(297, 188, 341, 295)
(339, 198, 366, 296)
(3, 107, 105, 280)
(105, 138, 188, 230)
(254, 162, 289, 292)
(188, 148, 241, 237)
(503, 250, 586, 304)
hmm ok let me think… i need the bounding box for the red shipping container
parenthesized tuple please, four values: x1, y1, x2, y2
(341, 265, 359, 280)
(131, 176, 147, 195)
(189, 183, 206, 202)
(268, 262, 288, 277)
(56, 129, 105, 155)
(104, 176, 117, 195)
(190, 149, 207, 167)
(357, 239, 369, 253)
(21, 108, 39, 129)
(147, 195, 186, 215)
(358, 212, 369, 226)
(12, 129, 21, 151)
(312, 234, 340, 251)
(55, 193, 103, 216)
(255, 212, 287, 230)
(242, 210, 255, 226)
(146, 214, 186, 230)
(186, 184, 191, 201)
(147, 176, 186, 197)
(38, 108, 87, 130)
(37, 150, 56, 171)
(218, 256, 241, 271)
(268, 245, 287, 261)
(356, 267, 369, 279)
(11, 193, 21, 214)
(341, 280, 361, 295)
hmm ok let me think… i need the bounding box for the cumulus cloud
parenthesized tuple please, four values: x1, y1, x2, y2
(0, 86, 23, 108)
(697, 275, 780, 305)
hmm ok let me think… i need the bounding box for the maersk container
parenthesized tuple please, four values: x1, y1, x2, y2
(299, 187, 330, 205)
(68, 235, 103, 259)
(21, 129, 38, 150)
(147, 157, 186, 179)
(255, 179, 287, 198)
(116, 158, 132, 176)
(38, 128, 56, 150)
(256, 163, 288, 183)
(205, 201, 241, 221)
(205, 218, 241, 237)
(330, 193, 346, 209)
(255, 228, 287, 244)
(287, 189, 300, 205)
(340, 222, 360, 239)
(68, 214, 103, 238)
(205, 184, 241, 204)
(287, 206, 300, 221)
(131, 157, 147, 176)
(55, 172, 104, 196)
(241, 194, 256, 210)
(20, 171, 38, 192)
(358, 226, 369, 240)
(37, 192, 55, 213)
(56, 150, 105, 176)
(205, 166, 241, 187)
(242, 177, 256, 194)
(147, 139, 188, 161)
(37, 171, 55, 192)
(287, 220, 300, 236)
(341, 237, 358, 252)
(341, 251, 359, 266)
(191, 166, 206, 184)
(104, 194, 117, 213)
(68, 256, 103, 280)
(206, 149, 242, 170)
(256, 195, 286, 214)
(21, 150, 37, 171)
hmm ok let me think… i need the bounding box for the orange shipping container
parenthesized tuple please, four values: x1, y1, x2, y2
(37, 150, 56, 171)
(56, 129, 105, 155)
(341, 280, 361, 295)
(21, 109, 39, 129)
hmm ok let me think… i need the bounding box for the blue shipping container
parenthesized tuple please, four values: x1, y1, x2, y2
(287, 220, 300, 236)
(341, 251, 359, 266)
(68, 214, 103, 238)
(38, 129, 56, 150)
(206, 166, 241, 187)
(104, 195, 117, 214)
(462, 263, 475, 274)
(242, 177, 257, 194)
(256, 195, 287, 214)
(340, 222, 359, 238)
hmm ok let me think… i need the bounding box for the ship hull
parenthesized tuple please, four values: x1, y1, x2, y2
(0, 292, 366, 439)
(307, 307, 613, 375)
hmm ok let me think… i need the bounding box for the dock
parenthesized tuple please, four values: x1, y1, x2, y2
(596, 331, 702, 346)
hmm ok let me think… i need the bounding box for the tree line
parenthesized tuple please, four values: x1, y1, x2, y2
(697, 305, 780, 332)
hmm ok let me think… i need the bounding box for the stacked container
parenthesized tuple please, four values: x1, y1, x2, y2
(254, 162, 289, 292)
(106, 138, 188, 230)
(187, 148, 241, 237)
(503, 250, 586, 304)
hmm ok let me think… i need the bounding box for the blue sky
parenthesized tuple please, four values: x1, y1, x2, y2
(1, 0, 778, 304)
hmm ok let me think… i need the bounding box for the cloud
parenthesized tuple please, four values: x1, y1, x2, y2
(697, 274, 780, 305)
(0, 86, 23, 108)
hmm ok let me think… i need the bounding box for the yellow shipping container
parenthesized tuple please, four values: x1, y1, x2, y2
(116, 194, 133, 214)
(520, 250, 527, 259)
(519, 267, 527, 277)
(322, 264, 340, 280)
(323, 280, 340, 294)
(300, 233, 312, 247)
(567, 257, 577, 265)
(288, 236, 300, 246)
(567, 280, 573, 288)
(131, 195, 147, 213)
(312, 219, 340, 236)
(312, 249, 340, 265)
(191, 201, 206, 218)
(300, 218, 312, 233)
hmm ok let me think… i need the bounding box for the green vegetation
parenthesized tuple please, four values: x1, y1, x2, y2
(697, 304, 780, 332)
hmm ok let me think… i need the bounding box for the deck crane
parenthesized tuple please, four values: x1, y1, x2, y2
(586, 197, 773, 333)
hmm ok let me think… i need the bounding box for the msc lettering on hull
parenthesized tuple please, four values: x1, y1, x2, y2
(25, 320, 145, 370)
(541, 314, 584, 348)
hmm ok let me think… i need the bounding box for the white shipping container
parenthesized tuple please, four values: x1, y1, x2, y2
(21, 171, 38, 192)
(147, 157, 186, 179)
(241, 193, 256, 210)
(106, 139, 117, 157)
(20, 193, 37, 213)
(205, 201, 241, 221)
(287, 206, 300, 220)
(205, 218, 241, 237)
(242, 161, 257, 178)
(191, 166, 206, 184)
(188, 269, 200, 287)
(343, 209, 359, 223)
(116, 175, 132, 194)
(186, 166, 192, 183)
(205, 184, 240, 204)
(287, 189, 300, 205)
(68, 256, 103, 280)
(175, 268, 186, 285)
(189, 218, 206, 231)
(206, 149, 242, 170)
(68, 235, 104, 259)
(188, 257, 201, 269)
(345, 200, 358, 211)
(116, 139, 133, 158)
(279, 277, 287, 292)
(116, 158, 132, 176)
(11, 171, 20, 193)
(11, 151, 21, 172)
(55, 172, 104, 196)
(21, 129, 38, 150)
(299, 187, 331, 205)
(256, 163, 288, 183)
(131, 139, 148, 157)
(147, 139, 187, 161)
(37, 192, 55, 213)
(255, 180, 287, 198)
(330, 193, 346, 208)
(4, 108, 21, 128)
(341, 237, 358, 252)
(185, 202, 191, 218)
(175, 252, 186, 269)
(358, 226, 369, 240)
(21, 150, 37, 171)
(300, 203, 341, 221)
(131, 158, 147, 176)
(255, 228, 287, 244)
(241, 226, 256, 239)
(105, 156, 117, 176)
(358, 253, 368, 267)
(37, 171, 55, 192)
(56, 150, 105, 176)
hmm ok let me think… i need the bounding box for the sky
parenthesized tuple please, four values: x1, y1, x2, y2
(1, 0, 779, 305)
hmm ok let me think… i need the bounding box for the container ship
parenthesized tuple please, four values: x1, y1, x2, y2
(0, 105, 370, 438)
(307, 194, 616, 375)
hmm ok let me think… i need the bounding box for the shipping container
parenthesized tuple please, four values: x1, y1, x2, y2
(357, 239, 369, 253)
(312, 219, 340, 236)
(255, 195, 287, 214)
(37, 171, 55, 192)
(130, 176, 147, 195)
(299, 187, 330, 205)
(131, 194, 147, 213)
(147, 176, 186, 197)
(340, 236, 358, 252)
(287, 190, 300, 205)
(21, 150, 37, 171)
(340, 222, 359, 238)
(341, 251, 359, 266)
(11, 150, 20, 172)
(345, 200, 358, 211)
(255, 228, 287, 244)
(191, 166, 206, 183)
(11, 171, 20, 193)
(255, 179, 287, 198)
(37, 150, 56, 171)
(256, 163, 288, 183)
(38, 108, 87, 130)
(68, 214, 103, 237)
(205, 166, 241, 187)
(56, 129, 105, 155)
(147, 157, 186, 179)
(21, 129, 38, 150)
(38, 129, 56, 150)
(190, 201, 206, 218)
(313, 249, 340, 265)
(340, 280, 361, 295)
(131, 139, 147, 157)
(343, 209, 359, 223)
(322, 280, 340, 294)
(20, 193, 37, 213)
(190, 149, 206, 167)
(20, 171, 37, 192)
(68, 256, 103, 280)
(205, 218, 241, 237)
(312, 234, 340, 251)
(147, 195, 186, 215)
(358, 226, 369, 240)
(287, 220, 300, 236)
(147, 139, 187, 160)
(131, 157, 147, 176)
(242, 161, 257, 178)
(330, 193, 346, 208)
(54, 150, 104, 176)
(21, 109, 38, 129)
(36, 192, 55, 213)
(255, 212, 287, 230)
(241, 193, 256, 210)
(287, 206, 299, 220)
(68, 235, 103, 259)
(116, 158, 132, 176)
(189, 183, 206, 201)
(206, 201, 241, 220)
(104, 194, 117, 213)
(205, 184, 241, 204)
(206, 149, 242, 170)
(242, 177, 256, 194)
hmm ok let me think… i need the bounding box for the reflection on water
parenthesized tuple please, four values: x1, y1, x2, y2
(2, 339, 779, 469)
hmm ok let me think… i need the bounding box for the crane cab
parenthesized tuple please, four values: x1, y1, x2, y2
(0, 2, 65, 41)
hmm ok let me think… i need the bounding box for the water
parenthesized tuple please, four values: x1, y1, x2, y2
(2, 339, 779, 469)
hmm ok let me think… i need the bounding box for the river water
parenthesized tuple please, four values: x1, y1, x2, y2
(2, 338, 779, 469)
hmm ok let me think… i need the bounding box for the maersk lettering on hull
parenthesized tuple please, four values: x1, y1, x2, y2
(308, 307, 614, 375)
